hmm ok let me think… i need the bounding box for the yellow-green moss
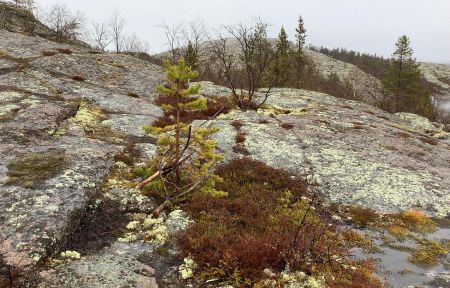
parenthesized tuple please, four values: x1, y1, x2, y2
(409, 239, 449, 266)
(6, 149, 65, 188)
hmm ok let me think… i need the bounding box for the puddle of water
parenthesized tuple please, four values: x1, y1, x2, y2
(351, 228, 450, 288)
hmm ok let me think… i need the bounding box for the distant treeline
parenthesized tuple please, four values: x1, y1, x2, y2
(308, 45, 389, 80)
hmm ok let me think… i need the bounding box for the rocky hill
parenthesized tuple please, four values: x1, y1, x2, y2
(0, 10, 450, 288)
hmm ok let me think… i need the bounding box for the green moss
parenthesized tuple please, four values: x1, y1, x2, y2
(7, 149, 66, 188)
(409, 239, 449, 266)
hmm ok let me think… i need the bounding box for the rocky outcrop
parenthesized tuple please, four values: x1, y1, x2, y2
(420, 62, 450, 97)
(0, 1, 53, 39)
(196, 82, 450, 217)
(1, 22, 450, 287)
(304, 49, 384, 103)
(0, 28, 163, 286)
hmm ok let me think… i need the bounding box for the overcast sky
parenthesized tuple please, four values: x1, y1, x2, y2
(35, 0, 450, 63)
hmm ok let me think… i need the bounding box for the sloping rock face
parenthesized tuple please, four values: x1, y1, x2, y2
(0, 29, 163, 286)
(196, 82, 450, 217)
(0, 1, 54, 39)
(304, 49, 384, 103)
(420, 62, 450, 97)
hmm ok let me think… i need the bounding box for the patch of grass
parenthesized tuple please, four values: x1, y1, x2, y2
(176, 158, 382, 287)
(6, 149, 66, 188)
(409, 239, 449, 266)
(152, 95, 233, 127)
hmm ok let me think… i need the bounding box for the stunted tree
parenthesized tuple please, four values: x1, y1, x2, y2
(123, 33, 149, 54)
(90, 22, 111, 51)
(184, 41, 199, 70)
(271, 26, 290, 86)
(182, 19, 208, 68)
(44, 3, 84, 42)
(210, 19, 279, 110)
(383, 35, 433, 117)
(136, 58, 225, 215)
(293, 15, 307, 87)
(110, 11, 126, 53)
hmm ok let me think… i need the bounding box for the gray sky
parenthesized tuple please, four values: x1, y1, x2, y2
(35, 0, 450, 63)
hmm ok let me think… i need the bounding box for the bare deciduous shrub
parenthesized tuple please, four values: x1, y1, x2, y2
(109, 10, 126, 53)
(44, 3, 85, 43)
(210, 19, 279, 110)
(90, 22, 111, 51)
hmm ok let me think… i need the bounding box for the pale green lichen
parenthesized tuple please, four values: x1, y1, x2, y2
(118, 233, 138, 242)
(61, 250, 81, 259)
(179, 257, 196, 279)
(126, 220, 140, 230)
(69, 102, 106, 127)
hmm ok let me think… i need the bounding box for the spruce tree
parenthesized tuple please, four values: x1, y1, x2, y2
(136, 58, 225, 214)
(294, 16, 307, 87)
(184, 41, 199, 71)
(272, 26, 290, 86)
(383, 35, 433, 117)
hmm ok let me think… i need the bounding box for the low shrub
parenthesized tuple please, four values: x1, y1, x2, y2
(419, 137, 438, 146)
(56, 48, 73, 54)
(176, 158, 382, 287)
(231, 120, 244, 130)
(280, 122, 294, 130)
(409, 239, 449, 266)
(235, 132, 246, 143)
(70, 75, 86, 82)
(127, 92, 140, 98)
(42, 50, 57, 56)
(347, 206, 379, 227)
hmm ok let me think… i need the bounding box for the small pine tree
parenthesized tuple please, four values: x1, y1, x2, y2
(293, 16, 307, 87)
(184, 41, 199, 71)
(271, 26, 290, 86)
(137, 58, 225, 214)
(383, 35, 433, 117)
